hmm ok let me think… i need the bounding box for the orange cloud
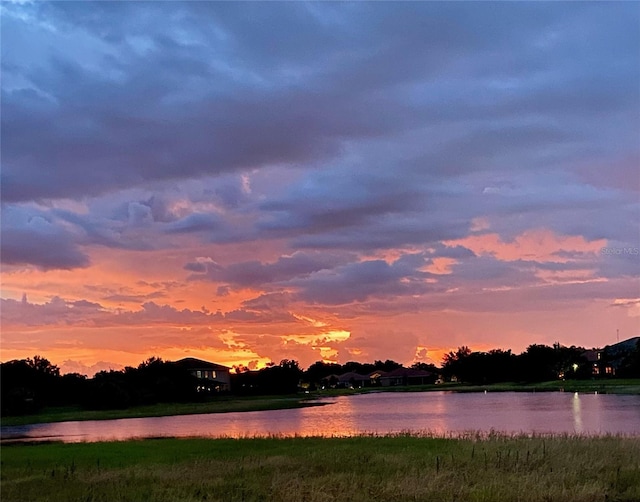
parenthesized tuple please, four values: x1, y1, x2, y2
(446, 229, 606, 263)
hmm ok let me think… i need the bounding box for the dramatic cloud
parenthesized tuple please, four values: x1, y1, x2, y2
(1, 206, 90, 270)
(2, 2, 638, 371)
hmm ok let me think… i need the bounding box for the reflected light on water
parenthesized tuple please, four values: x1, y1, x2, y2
(420, 392, 449, 435)
(573, 392, 582, 433)
(2, 392, 639, 443)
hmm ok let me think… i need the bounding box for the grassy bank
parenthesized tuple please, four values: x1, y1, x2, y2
(315, 378, 640, 397)
(399, 378, 640, 395)
(1, 435, 639, 502)
(0, 395, 321, 427)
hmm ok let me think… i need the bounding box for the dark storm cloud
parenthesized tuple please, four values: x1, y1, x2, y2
(192, 251, 355, 289)
(258, 169, 429, 235)
(2, 0, 638, 283)
(163, 213, 228, 235)
(2, 2, 418, 202)
(3, 1, 637, 201)
(1, 207, 90, 270)
(183, 261, 208, 273)
(445, 256, 539, 286)
(241, 293, 293, 312)
(290, 258, 432, 306)
(1, 227, 89, 270)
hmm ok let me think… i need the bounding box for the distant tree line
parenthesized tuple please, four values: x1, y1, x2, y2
(441, 341, 640, 384)
(1, 339, 638, 417)
(230, 358, 439, 394)
(1, 357, 202, 416)
(299, 359, 439, 390)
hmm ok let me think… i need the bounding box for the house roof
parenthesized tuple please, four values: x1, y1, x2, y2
(337, 371, 370, 382)
(381, 368, 434, 378)
(173, 358, 230, 371)
(605, 336, 639, 354)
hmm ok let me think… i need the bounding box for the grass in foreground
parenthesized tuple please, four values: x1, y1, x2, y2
(1, 434, 639, 502)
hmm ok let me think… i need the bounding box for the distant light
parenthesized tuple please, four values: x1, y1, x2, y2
(572, 363, 579, 371)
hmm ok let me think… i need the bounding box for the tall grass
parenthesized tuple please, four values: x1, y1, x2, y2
(2, 434, 639, 501)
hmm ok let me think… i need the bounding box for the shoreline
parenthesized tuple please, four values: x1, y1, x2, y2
(3, 378, 639, 427)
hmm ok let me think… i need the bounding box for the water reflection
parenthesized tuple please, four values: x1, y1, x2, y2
(2, 392, 639, 443)
(573, 393, 582, 433)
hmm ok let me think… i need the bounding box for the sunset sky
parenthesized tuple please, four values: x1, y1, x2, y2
(2, 1, 639, 376)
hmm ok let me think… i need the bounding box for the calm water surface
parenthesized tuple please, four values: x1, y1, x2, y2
(2, 392, 639, 443)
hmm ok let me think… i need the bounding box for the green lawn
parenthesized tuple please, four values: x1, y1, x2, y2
(1, 435, 639, 502)
(432, 378, 640, 394)
(315, 378, 640, 397)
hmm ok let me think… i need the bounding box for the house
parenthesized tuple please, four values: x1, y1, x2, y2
(320, 374, 341, 389)
(581, 349, 603, 376)
(368, 370, 385, 386)
(336, 371, 371, 388)
(580, 337, 639, 377)
(173, 357, 231, 392)
(378, 368, 436, 387)
(601, 336, 640, 376)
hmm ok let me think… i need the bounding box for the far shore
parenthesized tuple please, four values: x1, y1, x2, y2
(2, 378, 639, 427)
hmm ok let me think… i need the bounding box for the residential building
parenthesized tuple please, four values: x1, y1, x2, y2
(173, 357, 231, 392)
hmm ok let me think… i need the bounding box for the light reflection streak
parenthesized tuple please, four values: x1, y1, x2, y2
(573, 392, 582, 433)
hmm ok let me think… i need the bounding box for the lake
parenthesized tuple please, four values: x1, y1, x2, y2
(2, 391, 639, 443)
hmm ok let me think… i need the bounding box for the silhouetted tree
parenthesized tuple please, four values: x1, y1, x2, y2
(441, 346, 472, 381)
(53, 373, 89, 406)
(82, 358, 200, 409)
(374, 359, 403, 371)
(1, 356, 62, 415)
(410, 362, 439, 373)
(342, 361, 376, 375)
(516, 345, 558, 382)
(303, 361, 343, 390)
(231, 360, 302, 395)
(515, 344, 588, 382)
